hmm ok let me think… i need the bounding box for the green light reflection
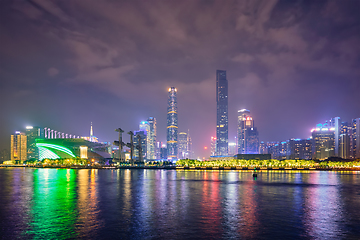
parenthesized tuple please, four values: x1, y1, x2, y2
(26, 169, 78, 239)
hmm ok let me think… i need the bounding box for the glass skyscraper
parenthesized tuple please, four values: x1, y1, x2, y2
(147, 117, 157, 160)
(167, 87, 178, 160)
(237, 109, 259, 154)
(216, 70, 228, 156)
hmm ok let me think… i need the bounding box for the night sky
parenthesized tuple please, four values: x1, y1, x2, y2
(1, 0, 359, 158)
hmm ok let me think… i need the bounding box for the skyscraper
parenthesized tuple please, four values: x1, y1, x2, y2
(237, 109, 259, 154)
(216, 70, 228, 156)
(187, 130, 192, 159)
(167, 87, 178, 161)
(10, 131, 27, 163)
(210, 136, 216, 156)
(133, 130, 147, 161)
(311, 124, 335, 160)
(139, 121, 150, 159)
(25, 126, 43, 160)
(178, 132, 188, 159)
(147, 117, 157, 160)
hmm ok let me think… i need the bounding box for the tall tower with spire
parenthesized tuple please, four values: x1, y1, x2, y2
(90, 122, 93, 142)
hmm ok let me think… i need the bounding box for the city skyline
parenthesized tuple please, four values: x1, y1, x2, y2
(1, 0, 360, 158)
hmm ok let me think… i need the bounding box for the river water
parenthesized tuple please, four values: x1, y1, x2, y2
(0, 168, 359, 239)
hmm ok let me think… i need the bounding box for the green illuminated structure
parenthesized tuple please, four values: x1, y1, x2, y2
(36, 142, 76, 160)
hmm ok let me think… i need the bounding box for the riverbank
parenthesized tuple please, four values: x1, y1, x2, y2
(1, 164, 359, 171)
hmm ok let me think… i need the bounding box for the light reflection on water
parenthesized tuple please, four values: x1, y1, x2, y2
(0, 168, 359, 239)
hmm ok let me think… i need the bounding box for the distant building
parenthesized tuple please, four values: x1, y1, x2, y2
(259, 141, 267, 154)
(156, 141, 162, 159)
(10, 131, 27, 163)
(339, 121, 350, 159)
(237, 109, 259, 154)
(311, 124, 335, 160)
(133, 130, 147, 161)
(350, 118, 360, 159)
(25, 126, 43, 160)
(299, 139, 312, 160)
(187, 130, 193, 159)
(350, 119, 357, 158)
(147, 117, 157, 160)
(210, 136, 216, 156)
(167, 87, 178, 161)
(357, 118, 360, 158)
(267, 142, 280, 159)
(228, 142, 237, 156)
(178, 132, 188, 159)
(139, 121, 150, 159)
(287, 139, 302, 159)
(160, 146, 167, 160)
(0, 149, 10, 163)
(216, 70, 228, 156)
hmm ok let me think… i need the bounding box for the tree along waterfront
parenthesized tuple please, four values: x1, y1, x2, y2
(176, 159, 360, 169)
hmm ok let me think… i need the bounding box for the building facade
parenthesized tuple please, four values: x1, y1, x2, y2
(210, 136, 216, 156)
(133, 130, 147, 161)
(167, 87, 178, 161)
(178, 132, 188, 159)
(10, 131, 27, 163)
(147, 117, 157, 160)
(25, 126, 43, 160)
(311, 124, 335, 160)
(237, 109, 259, 154)
(216, 70, 228, 156)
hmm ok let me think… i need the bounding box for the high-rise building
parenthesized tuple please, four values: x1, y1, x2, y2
(25, 126, 43, 160)
(339, 121, 350, 159)
(167, 87, 178, 161)
(156, 141, 162, 159)
(353, 118, 360, 158)
(147, 117, 157, 160)
(311, 124, 335, 160)
(299, 139, 312, 160)
(216, 70, 228, 156)
(350, 119, 357, 158)
(187, 130, 193, 159)
(237, 109, 259, 154)
(178, 132, 188, 159)
(287, 139, 301, 159)
(160, 144, 167, 160)
(228, 142, 237, 156)
(10, 131, 27, 163)
(139, 120, 151, 160)
(133, 130, 147, 161)
(259, 141, 267, 154)
(210, 136, 216, 156)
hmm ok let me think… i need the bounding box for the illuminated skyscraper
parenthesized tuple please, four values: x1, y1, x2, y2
(147, 117, 157, 160)
(167, 87, 178, 160)
(237, 109, 259, 154)
(10, 131, 27, 163)
(133, 130, 147, 161)
(353, 118, 360, 158)
(25, 126, 43, 160)
(311, 124, 335, 160)
(139, 120, 150, 159)
(178, 132, 188, 159)
(216, 70, 228, 156)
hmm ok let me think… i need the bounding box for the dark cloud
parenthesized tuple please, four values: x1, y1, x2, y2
(1, 0, 359, 158)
